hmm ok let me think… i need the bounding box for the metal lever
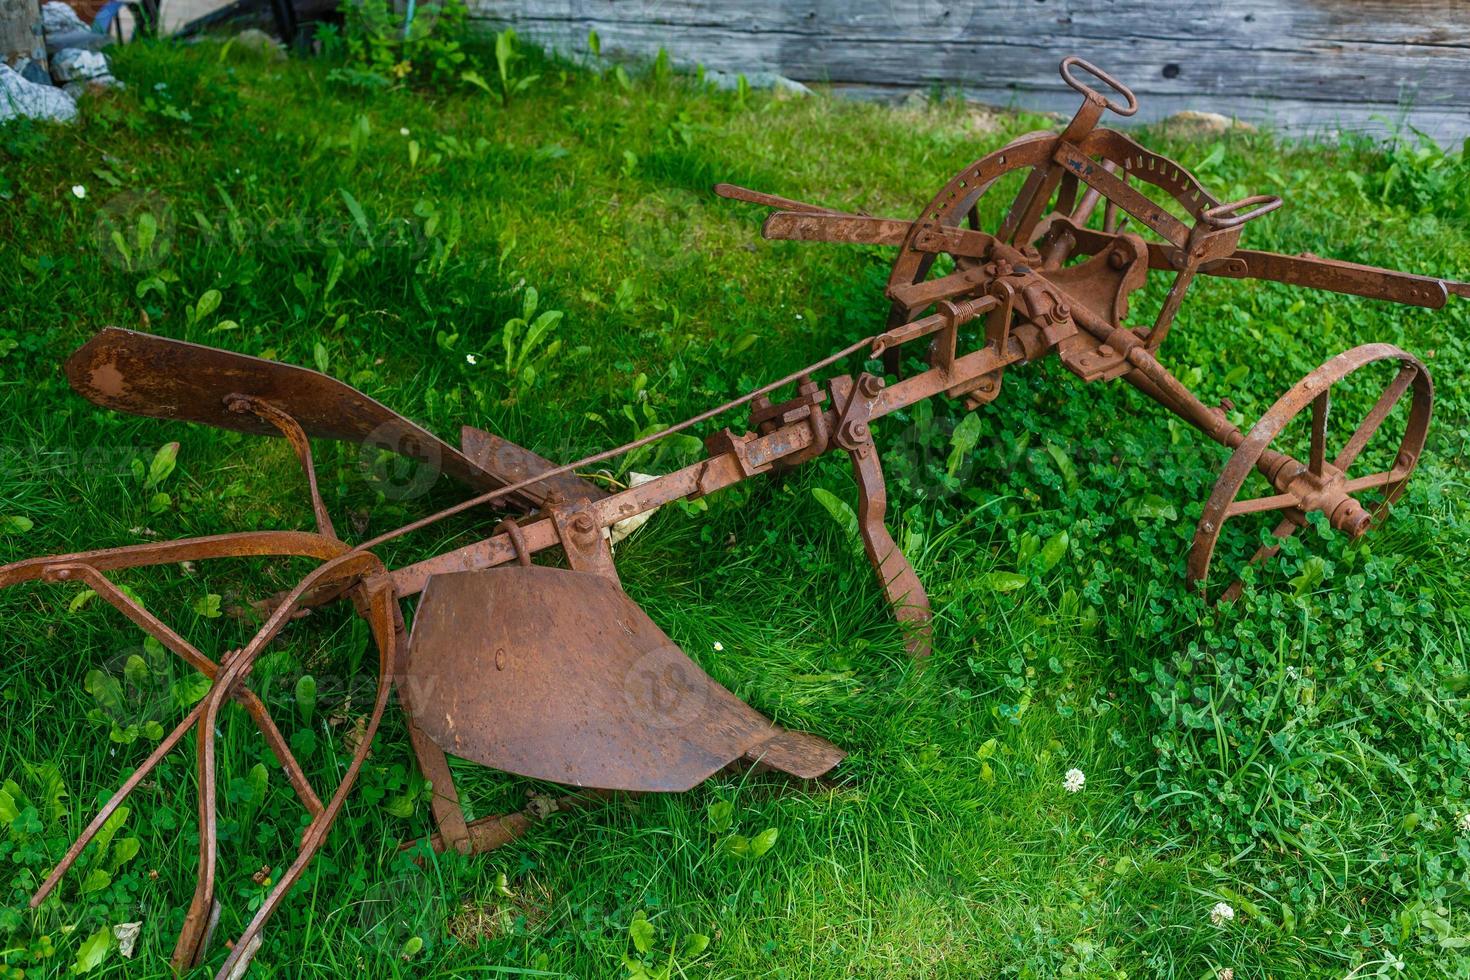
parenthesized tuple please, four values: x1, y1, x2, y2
(1203, 194, 1283, 230)
(1059, 56, 1139, 117)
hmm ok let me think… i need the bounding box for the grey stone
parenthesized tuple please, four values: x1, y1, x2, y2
(63, 74, 122, 99)
(1158, 110, 1257, 137)
(41, 2, 89, 35)
(230, 28, 287, 61)
(12, 58, 53, 87)
(0, 63, 78, 123)
(50, 47, 109, 83)
(702, 69, 811, 97)
(46, 29, 113, 55)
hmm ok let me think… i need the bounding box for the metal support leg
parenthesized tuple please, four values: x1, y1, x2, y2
(393, 606, 472, 855)
(826, 373, 933, 658)
(843, 429, 933, 658)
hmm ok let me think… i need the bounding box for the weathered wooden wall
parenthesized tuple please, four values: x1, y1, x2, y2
(471, 0, 1470, 143)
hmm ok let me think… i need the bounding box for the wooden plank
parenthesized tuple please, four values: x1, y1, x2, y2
(471, 0, 1470, 142)
(477, 0, 1470, 49)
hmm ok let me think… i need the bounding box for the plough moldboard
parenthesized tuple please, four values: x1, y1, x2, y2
(4, 56, 1465, 975)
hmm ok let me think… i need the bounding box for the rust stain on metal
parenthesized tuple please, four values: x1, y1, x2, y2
(1, 55, 1465, 977)
(87, 361, 126, 397)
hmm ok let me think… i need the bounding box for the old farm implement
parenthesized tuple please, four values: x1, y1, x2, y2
(3, 56, 1466, 975)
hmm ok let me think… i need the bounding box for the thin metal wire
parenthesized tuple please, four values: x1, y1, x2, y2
(354, 335, 877, 552)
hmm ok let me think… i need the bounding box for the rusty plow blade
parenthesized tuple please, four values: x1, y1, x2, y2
(405, 567, 844, 792)
(63, 327, 601, 510)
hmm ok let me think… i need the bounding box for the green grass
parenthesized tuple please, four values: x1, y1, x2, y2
(1, 38, 1469, 979)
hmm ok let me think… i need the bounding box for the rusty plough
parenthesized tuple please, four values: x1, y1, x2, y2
(3, 56, 1466, 975)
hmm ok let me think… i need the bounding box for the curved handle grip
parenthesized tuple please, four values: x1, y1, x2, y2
(1059, 56, 1138, 117)
(1202, 194, 1283, 230)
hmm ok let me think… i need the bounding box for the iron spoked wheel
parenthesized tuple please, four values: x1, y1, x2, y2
(1187, 343, 1433, 602)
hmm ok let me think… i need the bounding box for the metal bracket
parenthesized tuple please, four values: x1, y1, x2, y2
(225, 395, 337, 541)
(749, 375, 831, 470)
(549, 500, 619, 582)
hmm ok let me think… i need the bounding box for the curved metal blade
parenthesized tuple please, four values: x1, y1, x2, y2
(405, 567, 843, 792)
(65, 328, 540, 506)
(460, 425, 606, 505)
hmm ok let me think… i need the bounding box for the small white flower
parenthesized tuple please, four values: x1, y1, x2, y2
(1458, 812, 1470, 833)
(1210, 902, 1235, 927)
(713, 641, 724, 652)
(794, 313, 803, 320)
(465, 353, 477, 365)
(400, 127, 410, 136)
(1218, 969, 1234, 980)
(1063, 768, 1085, 793)
(114, 921, 142, 958)
(71, 184, 86, 199)
(1285, 666, 1299, 680)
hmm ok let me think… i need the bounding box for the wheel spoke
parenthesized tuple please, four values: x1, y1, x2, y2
(1224, 491, 1300, 519)
(1342, 466, 1413, 494)
(1309, 389, 1329, 475)
(1335, 365, 1416, 471)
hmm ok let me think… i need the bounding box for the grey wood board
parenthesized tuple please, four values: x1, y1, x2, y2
(471, 0, 1470, 142)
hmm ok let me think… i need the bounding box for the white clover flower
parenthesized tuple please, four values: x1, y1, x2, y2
(465, 353, 477, 365)
(1458, 812, 1470, 833)
(400, 127, 411, 136)
(1218, 969, 1234, 980)
(1063, 768, 1085, 793)
(1210, 902, 1235, 927)
(713, 641, 724, 652)
(71, 184, 86, 199)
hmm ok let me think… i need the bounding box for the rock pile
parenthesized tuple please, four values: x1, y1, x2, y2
(1, 1, 121, 123)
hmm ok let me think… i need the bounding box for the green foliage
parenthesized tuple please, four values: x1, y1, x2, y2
(498, 285, 566, 391)
(485, 28, 540, 107)
(330, 0, 471, 88)
(622, 908, 710, 979)
(80, 635, 210, 743)
(1355, 129, 1470, 226)
(0, 771, 140, 976)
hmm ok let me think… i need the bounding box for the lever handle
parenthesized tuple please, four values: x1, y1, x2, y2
(1202, 194, 1283, 230)
(1059, 57, 1138, 117)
